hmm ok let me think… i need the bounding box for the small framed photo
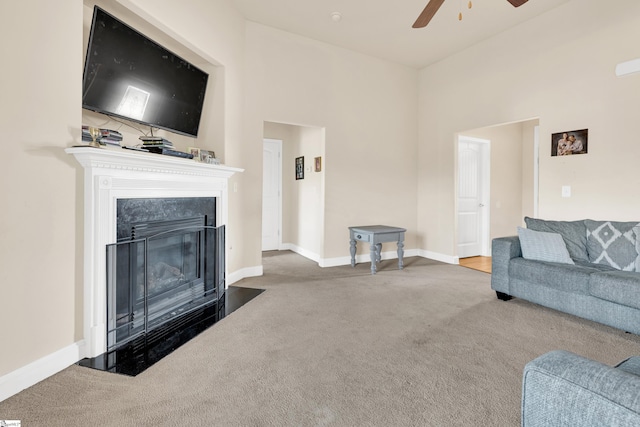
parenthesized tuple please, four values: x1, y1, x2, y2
(295, 156, 304, 180)
(314, 156, 322, 172)
(188, 147, 200, 159)
(552, 129, 588, 156)
(199, 150, 218, 164)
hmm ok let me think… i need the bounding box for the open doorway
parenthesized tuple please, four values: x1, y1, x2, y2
(456, 119, 540, 264)
(262, 121, 325, 263)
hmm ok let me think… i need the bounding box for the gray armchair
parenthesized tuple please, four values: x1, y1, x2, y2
(522, 350, 640, 426)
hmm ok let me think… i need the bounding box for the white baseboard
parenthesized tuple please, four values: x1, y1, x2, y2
(281, 244, 320, 263)
(418, 249, 459, 265)
(0, 341, 83, 403)
(227, 265, 263, 285)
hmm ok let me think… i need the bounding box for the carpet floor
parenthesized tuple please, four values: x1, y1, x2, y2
(1, 251, 639, 426)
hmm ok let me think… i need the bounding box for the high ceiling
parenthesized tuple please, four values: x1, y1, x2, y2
(229, 0, 571, 69)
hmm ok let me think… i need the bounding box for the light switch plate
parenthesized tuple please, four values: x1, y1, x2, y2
(562, 186, 571, 198)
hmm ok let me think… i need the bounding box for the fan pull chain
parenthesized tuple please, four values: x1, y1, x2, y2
(459, 0, 473, 21)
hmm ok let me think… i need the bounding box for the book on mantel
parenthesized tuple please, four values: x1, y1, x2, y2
(144, 145, 194, 159)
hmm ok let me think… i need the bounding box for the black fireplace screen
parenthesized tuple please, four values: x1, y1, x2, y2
(106, 218, 225, 350)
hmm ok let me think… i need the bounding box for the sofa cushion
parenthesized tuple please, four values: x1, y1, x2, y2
(517, 227, 574, 264)
(524, 217, 588, 262)
(589, 270, 640, 310)
(509, 257, 593, 294)
(585, 220, 640, 271)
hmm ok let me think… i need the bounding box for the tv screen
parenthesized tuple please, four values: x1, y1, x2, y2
(82, 7, 209, 138)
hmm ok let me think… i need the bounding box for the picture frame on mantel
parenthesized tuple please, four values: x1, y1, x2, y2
(552, 129, 588, 156)
(188, 147, 200, 159)
(295, 156, 304, 180)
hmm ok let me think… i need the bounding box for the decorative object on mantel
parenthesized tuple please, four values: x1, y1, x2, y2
(551, 129, 588, 157)
(295, 156, 304, 180)
(200, 149, 220, 164)
(314, 156, 322, 172)
(188, 147, 200, 159)
(82, 125, 123, 147)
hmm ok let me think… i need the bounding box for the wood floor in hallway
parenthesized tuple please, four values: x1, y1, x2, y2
(459, 256, 491, 274)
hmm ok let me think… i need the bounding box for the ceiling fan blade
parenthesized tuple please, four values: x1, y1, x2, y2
(412, 0, 446, 28)
(506, 0, 528, 7)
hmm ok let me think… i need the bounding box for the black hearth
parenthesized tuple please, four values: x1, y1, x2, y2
(78, 286, 263, 376)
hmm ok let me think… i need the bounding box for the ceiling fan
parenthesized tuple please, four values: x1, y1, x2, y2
(413, 0, 529, 28)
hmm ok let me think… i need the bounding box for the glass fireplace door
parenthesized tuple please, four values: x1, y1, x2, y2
(106, 219, 224, 351)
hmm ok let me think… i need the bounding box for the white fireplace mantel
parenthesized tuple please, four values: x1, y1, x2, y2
(66, 146, 242, 358)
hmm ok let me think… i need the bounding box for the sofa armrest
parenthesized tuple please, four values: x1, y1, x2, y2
(491, 236, 521, 295)
(522, 350, 640, 427)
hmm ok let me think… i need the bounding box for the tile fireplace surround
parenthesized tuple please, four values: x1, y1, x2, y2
(66, 147, 242, 359)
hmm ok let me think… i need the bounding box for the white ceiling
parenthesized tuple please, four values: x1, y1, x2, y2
(229, 0, 571, 69)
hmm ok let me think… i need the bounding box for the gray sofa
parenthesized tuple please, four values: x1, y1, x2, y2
(491, 217, 640, 335)
(522, 350, 640, 426)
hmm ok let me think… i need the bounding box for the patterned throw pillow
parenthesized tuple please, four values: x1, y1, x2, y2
(585, 220, 640, 271)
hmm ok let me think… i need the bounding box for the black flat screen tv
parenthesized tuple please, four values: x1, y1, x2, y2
(82, 6, 209, 138)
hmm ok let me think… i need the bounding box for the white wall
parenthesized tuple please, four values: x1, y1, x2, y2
(0, 0, 82, 379)
(418, 0, 640, 257)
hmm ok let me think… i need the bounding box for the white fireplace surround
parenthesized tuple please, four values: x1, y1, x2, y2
(66, 147, 242, 358)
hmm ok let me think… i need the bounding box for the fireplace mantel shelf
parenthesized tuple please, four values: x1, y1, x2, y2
(65, 146, 243, 178)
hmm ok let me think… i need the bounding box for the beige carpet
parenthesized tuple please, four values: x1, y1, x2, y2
(2, 252, 639, 426)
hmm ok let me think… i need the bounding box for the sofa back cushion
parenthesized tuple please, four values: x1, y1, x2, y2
(524, 217, 588, 262)
(585, 220, 640, 271)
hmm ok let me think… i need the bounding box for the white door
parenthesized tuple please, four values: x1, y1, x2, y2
(457, 137, 490, 258)
(262, 139, 282, 251)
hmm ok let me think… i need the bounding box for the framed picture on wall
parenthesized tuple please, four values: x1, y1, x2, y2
(314, 156, 322, 172)
(295, 156, 304, 180)
(551, 129, 588, 156)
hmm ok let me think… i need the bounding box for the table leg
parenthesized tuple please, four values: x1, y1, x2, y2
(350, 238, 357, 267)
(397, 239, 404, 270)
(370, 243, 377, 275)
(375, 243, 382, 263)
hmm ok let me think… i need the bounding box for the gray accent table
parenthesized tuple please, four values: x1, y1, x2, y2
(349, 225, 406, 275)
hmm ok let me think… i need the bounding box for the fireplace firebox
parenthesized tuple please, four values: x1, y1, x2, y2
(106, 198, 224, 350)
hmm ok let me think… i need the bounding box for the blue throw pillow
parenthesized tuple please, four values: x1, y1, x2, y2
(524, 217, 588, 262)
(517, 227, 575, 264)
